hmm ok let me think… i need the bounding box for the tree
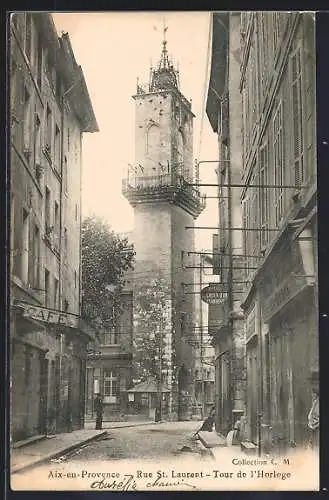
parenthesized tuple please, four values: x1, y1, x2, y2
(133, 276, 175, 385)
(81, 215, 135, 334)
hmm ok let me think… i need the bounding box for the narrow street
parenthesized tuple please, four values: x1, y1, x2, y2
(50, 421, 212, 463)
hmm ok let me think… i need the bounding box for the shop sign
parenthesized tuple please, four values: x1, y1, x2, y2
(201, 284, 228, 305)
(262, 275, 307, 322)
(18, 302, 79, 329)
(208, 299, 229, 331)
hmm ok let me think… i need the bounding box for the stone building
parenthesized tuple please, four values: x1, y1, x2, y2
(205, 12, 246, 436)
(10, 13, 98, 441)
(85, 259, 134, 421)
(191, 252, 216, 418)
(239, 12, 317, 452)
(122, 33, 206, 420)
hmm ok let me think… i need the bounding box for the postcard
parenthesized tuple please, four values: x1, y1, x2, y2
(9, 10, 318, 491)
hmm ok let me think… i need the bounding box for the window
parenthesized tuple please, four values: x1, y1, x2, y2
(45, 104, 52, 155)
(25, 13, 32, 62)
(249, 165, 259, 258)
(32, 225, 40, 287)
(259, 140, 270, 247)
(290, 46, 304, 187)
(54, 278, 59, 308)
(45, 187, 51, 233)
(55, 125, 61, 171)
(146, 124, 160, 162)
(272, 12, 281, 52)
(21, 209, 29, 284)
(54, 201, 59, 247)
(181, 250, 185, 268)
(103, 370, 119, 403)
(34, 114, 41, 178)
(273, 101, 284, 225)
(141, 393, 149, 406)
(44, 269, 50, 307)
(63, 156, 68, 193)
(259, 13, 269, 97)
(36, 31, 42, 89)
(23, 86, 31, 158)
(303, 16, 316, 183)
(103, 329, 118, 345)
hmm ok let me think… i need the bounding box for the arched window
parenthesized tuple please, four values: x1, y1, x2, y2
(146, 124, 160, 155)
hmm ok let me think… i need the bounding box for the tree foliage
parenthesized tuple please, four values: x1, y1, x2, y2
(133, 276, 175, 384)
(81, 215, 135, 332)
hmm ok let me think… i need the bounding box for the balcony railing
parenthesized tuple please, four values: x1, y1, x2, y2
(122, 172, 206, 208)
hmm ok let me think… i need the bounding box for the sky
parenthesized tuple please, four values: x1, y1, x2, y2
(53, 12, 219, 251)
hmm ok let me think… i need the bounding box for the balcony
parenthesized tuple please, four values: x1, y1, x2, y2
(122, 172, 206, 219)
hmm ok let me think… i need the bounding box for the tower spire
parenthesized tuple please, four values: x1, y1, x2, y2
(159, 17, 169, 70)
(149, 17, 179, 91)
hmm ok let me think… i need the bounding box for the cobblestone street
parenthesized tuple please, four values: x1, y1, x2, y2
(50, 421, 212, 463)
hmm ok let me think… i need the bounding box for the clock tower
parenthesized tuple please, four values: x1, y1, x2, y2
(122, 30, 205, 420)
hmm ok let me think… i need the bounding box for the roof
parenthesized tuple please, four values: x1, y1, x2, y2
(33, 13, 99, 133)
(126, 378, 170, 393)
(205, 12, 229, 132)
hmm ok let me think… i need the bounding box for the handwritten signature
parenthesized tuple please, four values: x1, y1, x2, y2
(146, 476, 197, 490)
(90, 475, 137, 491)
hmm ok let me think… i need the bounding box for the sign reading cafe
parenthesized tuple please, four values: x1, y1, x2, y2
(17, 302, 79, 329)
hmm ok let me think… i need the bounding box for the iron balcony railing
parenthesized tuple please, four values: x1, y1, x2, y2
(122, 172, 206, 208)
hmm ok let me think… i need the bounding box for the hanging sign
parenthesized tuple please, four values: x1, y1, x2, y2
(201, 284, 228, 305)
(17, 302, 79, 329)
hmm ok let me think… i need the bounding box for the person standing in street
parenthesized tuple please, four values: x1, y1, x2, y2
(94, 394, 103, 430)
(308, 369, 319, 450)
(195, 405, 216, 434)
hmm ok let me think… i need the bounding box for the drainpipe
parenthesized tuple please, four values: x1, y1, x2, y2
(256, 294, 264, 456)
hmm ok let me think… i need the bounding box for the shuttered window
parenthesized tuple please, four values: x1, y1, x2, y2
(273, 101, 284, 225)
(259, 13, 268, 98)
(303, 17, 316, 183)
(259, 140, 270, 247)
(290, 46, 304, 188)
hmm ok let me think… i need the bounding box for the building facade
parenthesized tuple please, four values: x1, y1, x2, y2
(122, 35, 206, 420)
(239, 12, 317, 452)
(10, 13, 98, 441)
(85, 265, 134, 421)
(192, 253, 216, 418)
(206, 12, 246, 436)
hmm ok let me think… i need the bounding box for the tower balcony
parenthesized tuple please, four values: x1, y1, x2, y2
(122, 172, 206, 219)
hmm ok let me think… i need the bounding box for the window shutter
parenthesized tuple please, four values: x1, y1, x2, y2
(290, 46, 304, 188)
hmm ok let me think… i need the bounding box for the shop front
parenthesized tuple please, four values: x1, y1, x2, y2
(11, 300, 92, 441)
(260, 223, 318, 451)
(85, 355, 132, 421)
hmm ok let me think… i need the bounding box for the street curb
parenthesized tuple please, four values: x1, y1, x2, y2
(11, 431, 108, 475)
(85, 421, 165, 430)
(197, 431, 227, 459)
(103, 421, 161, 430)
(12, 434, 47, 449)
